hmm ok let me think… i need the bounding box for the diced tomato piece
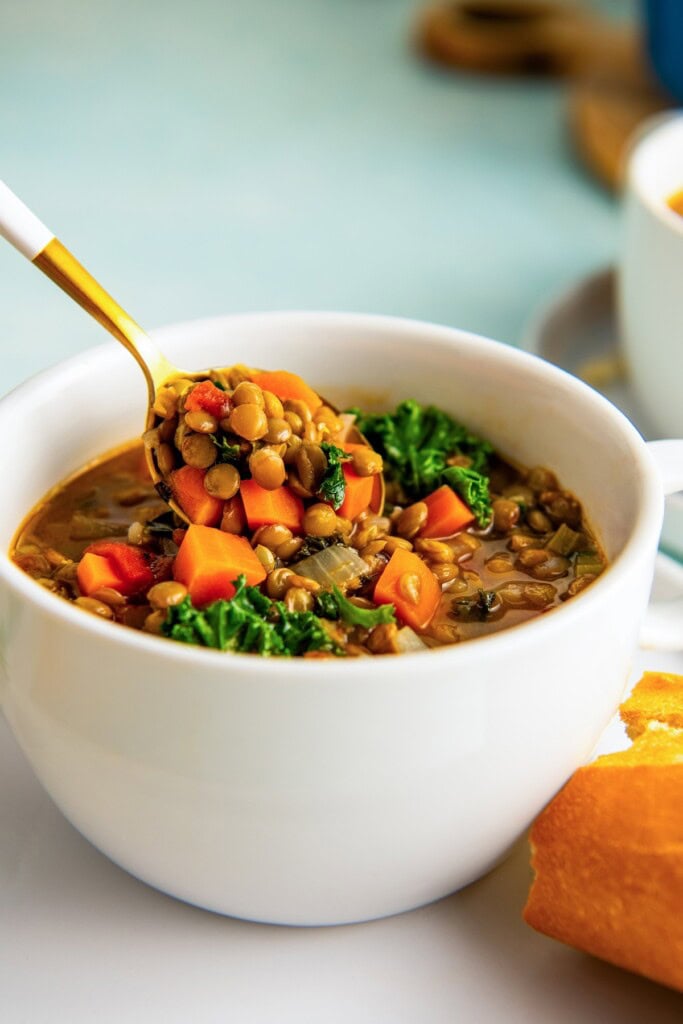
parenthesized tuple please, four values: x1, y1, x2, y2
(184, 380, 232, 420)
(80, 541, 156, 596)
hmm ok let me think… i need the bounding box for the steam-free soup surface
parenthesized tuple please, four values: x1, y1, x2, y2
(12, 369, 606, 657)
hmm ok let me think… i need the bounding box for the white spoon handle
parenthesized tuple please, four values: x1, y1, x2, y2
(0, 179, 176, 397)
(0, 179, 54, 260)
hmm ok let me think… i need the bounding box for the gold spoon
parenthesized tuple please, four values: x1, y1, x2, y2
(0, 180, 384, 520)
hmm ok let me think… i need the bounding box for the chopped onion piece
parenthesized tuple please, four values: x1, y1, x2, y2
(336, 413, 357, 443)
(294, 544, 368, 590)
(395, 626, 428, 653)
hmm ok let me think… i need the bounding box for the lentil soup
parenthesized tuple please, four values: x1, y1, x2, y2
(11, 367, 606, 656)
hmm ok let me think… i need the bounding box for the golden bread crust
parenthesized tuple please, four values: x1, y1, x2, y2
(523, 672, 683, 992)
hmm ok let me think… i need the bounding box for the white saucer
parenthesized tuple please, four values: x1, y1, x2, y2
(523, 266, 683, 563)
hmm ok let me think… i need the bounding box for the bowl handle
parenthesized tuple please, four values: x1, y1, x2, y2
(640, 440, 683, 651)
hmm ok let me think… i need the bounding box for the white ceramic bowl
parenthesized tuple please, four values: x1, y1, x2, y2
(0, 312, 681, 926)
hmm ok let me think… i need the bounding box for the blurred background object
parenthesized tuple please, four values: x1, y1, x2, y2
(644, 0, 683, 103)
(416, 0, 672, 190)
(0, 0, 637, 396)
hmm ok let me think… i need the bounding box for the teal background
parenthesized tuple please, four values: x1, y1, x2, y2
(0, 0, 635, 391)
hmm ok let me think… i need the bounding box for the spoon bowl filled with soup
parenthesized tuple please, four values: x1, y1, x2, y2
(0, 312, 681, 925)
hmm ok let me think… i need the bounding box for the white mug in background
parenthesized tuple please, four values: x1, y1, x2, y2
(618, 113, 683, 440)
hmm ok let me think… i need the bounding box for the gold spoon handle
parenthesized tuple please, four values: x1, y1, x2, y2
(0, 179, 175, 401)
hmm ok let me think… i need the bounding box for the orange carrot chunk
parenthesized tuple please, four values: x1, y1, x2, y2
(420, 484, 475, 539)
(170, 465, 224, 527)
(240, 479, 304, 532)
(374, 548, 441, 631)
(173, 524, 266, 606)
(338, 442, 383, 518)
(337, 463, 375, 521)
(77, 552, 126, 597)
(249, 370, 323, 413)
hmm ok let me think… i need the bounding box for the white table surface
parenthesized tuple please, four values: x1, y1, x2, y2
(2, 647, 682, 1023)
(4, 1, 683, 1020)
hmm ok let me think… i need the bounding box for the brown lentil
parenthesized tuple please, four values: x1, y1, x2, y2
(283, 435, 303, 464)
(204, 463, 241, 500)
(303, 421, 321, 444)
(262, 390, 284, 419)
(264, 417, 292, 444)
(253, 523, 293, 550)
(397, 502, 428, 540)
(275, 536, 304, 561)
(295, 443, 327, 493)
(414, 538, 454, 563)
(528, 466, 558, 492)
(249, 448, 287, 490)
(89, 587, 127, 608)
(486, 553, 514, 574)
(287, 574, 321, 594)
(266, 567, 295, 599)
(180, 432, 217, 469)
(492, 498, 520, 533)
(430, 562, 460, 584)
(148, 580, 189, 610)
(229, 404, 269, 442)
(254, 544, 276, 573)
(508, 532, 541, 552)
(143, 609, 166, 634)
(232, 381, 265, 408)
(75, 596, 114, 619)
(361, 539, 387, 559)
(284, 411, 304, 437)
(527, 508, 553, 533)
(383, 536, 414, 554)
(351, 448, 383, 477)
(283, 398, 312, 424)
(185, 409, 219, 434)
(303, 503, 338, 537)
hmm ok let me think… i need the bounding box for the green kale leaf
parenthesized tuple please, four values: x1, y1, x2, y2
(317, 443, 349, 509)
(162, 575, 342, 656)
(442, 466, 492, 528)
(315, 585, 396, 629)
(210, 435, 242, 465)
(349, 400, 493, 526)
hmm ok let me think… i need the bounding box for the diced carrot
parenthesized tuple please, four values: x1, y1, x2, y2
(170, 466, 224, 527)
(420, 485, 475, 539)
(240, 479, 304, 532)
(337, 463, 375, 521)
(78, 542, 155, 597)
(340, 442, 382, 517)
(77, 553, 126, 597)
(173, 524, 266, 606)
(374, 548, 441, 631)
(184, 380, 231, 419)
(249, 370, 323, 413)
